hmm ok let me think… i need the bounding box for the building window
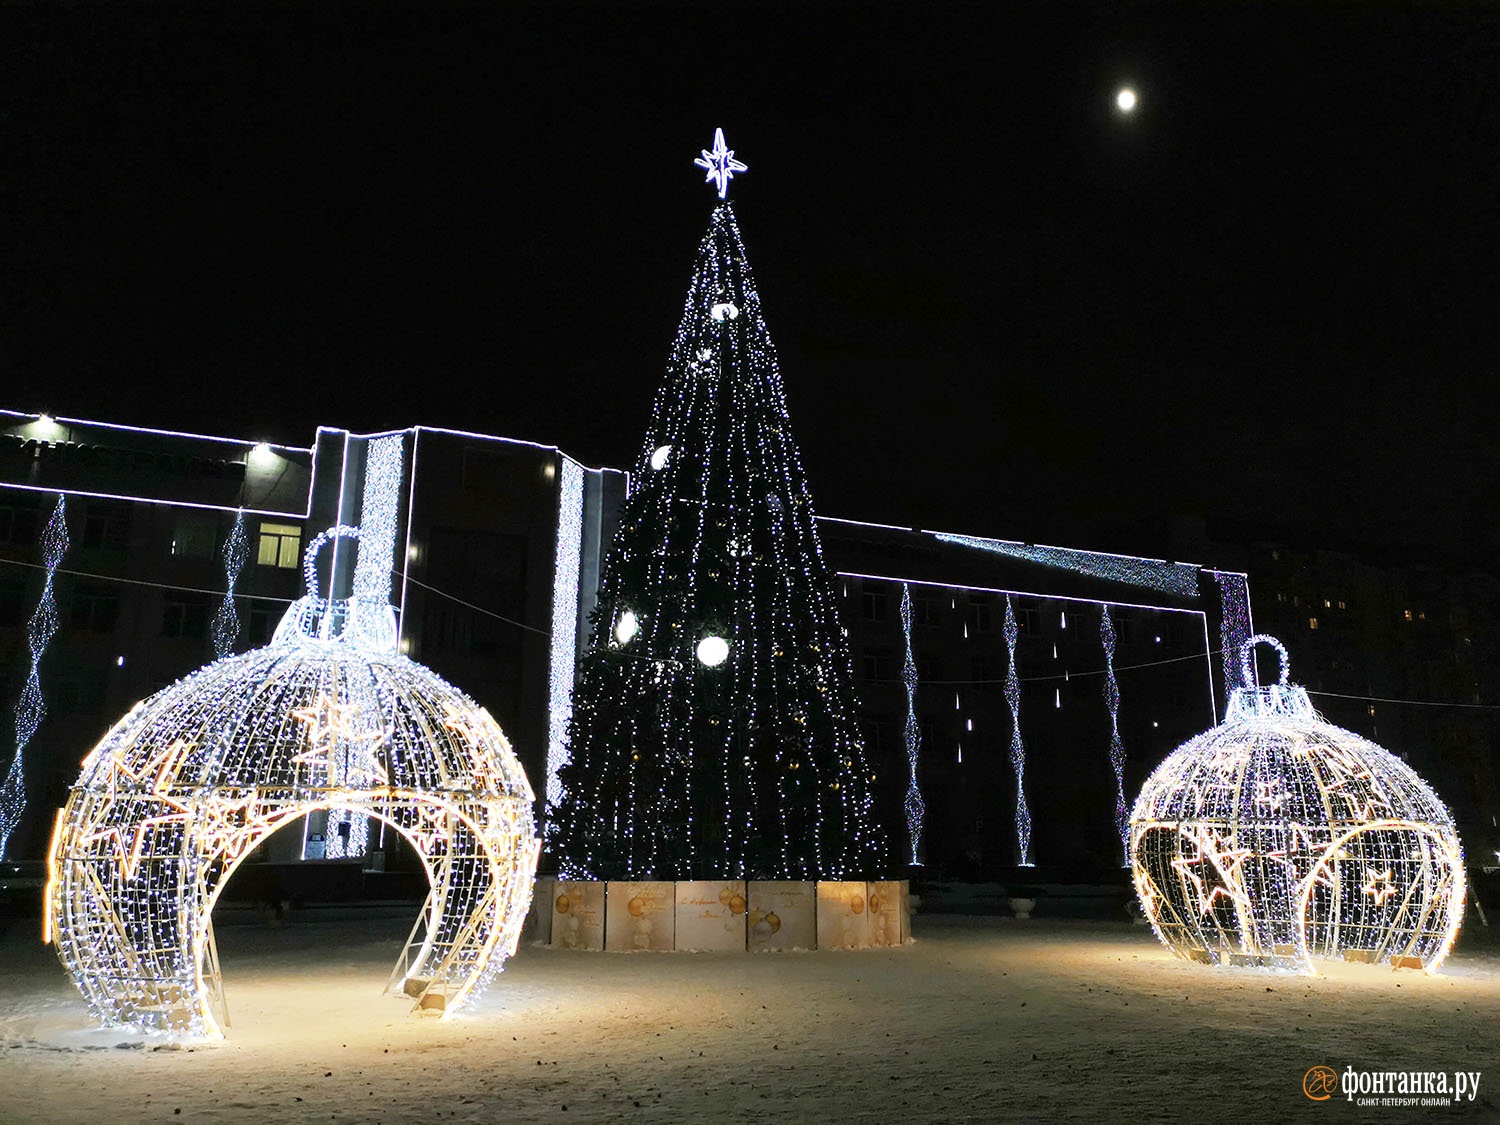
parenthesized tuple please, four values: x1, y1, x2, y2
(162, 594, 210, 638)
(967, 596, 994, 633)
(70, 585, 120, 633)
(82, 504, 131, 550)
(862, 651, 893, 681)
(0, 576, 25, 626)
(1402, 609, 1414, 622)
(913, 595, 939, 627)
(1308, 616, 1319, 631)
(861, 590, 887, 622)
(0, 501, 39, 546)
(171, 512, 219, 559)
(257, 522, 302, 568)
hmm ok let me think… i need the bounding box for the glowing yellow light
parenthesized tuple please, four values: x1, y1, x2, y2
(1116, 87, 1138, 113)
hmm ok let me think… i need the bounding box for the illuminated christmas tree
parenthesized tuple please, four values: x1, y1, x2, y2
(550, 131, 889, 881)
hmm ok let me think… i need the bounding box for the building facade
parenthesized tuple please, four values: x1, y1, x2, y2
(3, 408, 1261, 878)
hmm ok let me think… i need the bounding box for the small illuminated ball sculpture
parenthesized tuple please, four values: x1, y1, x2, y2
(46, 526, 541, 1038)
(1129, 636, 1465, 973)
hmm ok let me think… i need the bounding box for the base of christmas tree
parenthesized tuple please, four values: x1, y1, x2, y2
(530, 878, 911, 951)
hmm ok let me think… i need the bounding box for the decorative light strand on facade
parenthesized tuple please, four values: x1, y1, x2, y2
(210, 511, 249, 659)
(0, 495, 69, 858)
(1100, 605, 1129, 863)
(1004, 594, 1031, 866)
(900, 583, 924, 865)
(547, 456, 585, 813)
(934, 532, 1201, 598)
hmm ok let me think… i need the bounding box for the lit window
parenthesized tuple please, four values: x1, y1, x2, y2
(257, 522, 302, 568)
(1323, 599, 1332, 609)
(1308, 617, 1319, 630)
(1403, 609, 1414, 622)
(1337, 600, 1347, 610)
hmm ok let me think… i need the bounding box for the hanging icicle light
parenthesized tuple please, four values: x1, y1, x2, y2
(45, 526, 541, 1038)
(1129, 635, 1465, 973)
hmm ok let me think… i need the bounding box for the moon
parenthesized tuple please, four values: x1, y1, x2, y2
(1115, 87, 1138, 113)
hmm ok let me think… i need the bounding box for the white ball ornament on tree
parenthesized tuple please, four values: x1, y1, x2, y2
(1129, 636, 1465, 973)
(696, 635, 730, 667)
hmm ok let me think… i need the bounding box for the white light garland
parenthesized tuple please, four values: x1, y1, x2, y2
(1003, 595, 1032, 865)
(0, 495, 69, 858)
(1100, 606, 1129, 863)
(1129, 636, 1465, 973)
(934, 532, 1201, 599)
(900, 584, 924, 864)
(210, 511, 249, 659)
(547, 455, 585, 812)
(45, 525, 540, 1038)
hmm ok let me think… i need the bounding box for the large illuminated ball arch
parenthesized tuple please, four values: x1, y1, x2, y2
(1129, 636, 1465, 974)
(45, 526, 541, 1038)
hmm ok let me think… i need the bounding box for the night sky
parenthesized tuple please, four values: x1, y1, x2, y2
(3, 3, 1497, 566)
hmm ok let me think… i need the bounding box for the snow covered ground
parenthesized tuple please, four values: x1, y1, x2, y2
(2, 908, 1497, 1122)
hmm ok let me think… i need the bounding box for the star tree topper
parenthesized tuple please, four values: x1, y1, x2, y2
(694, 127, 748, 198)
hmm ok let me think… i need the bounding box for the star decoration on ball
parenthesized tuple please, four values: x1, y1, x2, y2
(694, 127, 748, 199)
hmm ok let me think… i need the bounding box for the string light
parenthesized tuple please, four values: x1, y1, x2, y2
(934, 532, 1201, 598)
(900, 584, 924, 864)
(319, 436, 407, 861)
(1100, 606, 1128, 863)
(46, 525, 541, 1038)
(1210, 570, 1254, 698)
(549, 152, 888, 881)
(210, 511, 249, 659)
(1129, 636, 1465, 973)
(547, 456, 585, 813)
(0, 495, 69, 858)
(1004, 595, 1031, 865)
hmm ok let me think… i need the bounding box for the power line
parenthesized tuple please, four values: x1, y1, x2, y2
(5, 554, 1499, 712)
(1308, 689, 1500, 712)
(0, 555, 552, 636)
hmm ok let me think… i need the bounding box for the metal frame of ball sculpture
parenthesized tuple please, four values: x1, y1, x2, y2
(1129, 636, 1465, 973)
(45, 527, 541, 1038)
